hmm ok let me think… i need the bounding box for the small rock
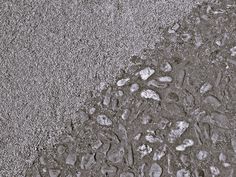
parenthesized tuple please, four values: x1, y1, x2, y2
(176, 169, 190, 177)
(145, 131, 163, 143)
(78, 110, 89, 124)
(130, 83, 139, 92)
(137, 144, 153, 158)
(168, 23, 180, 33)
(196, 150, 208, 160)
(66, 153, 77, 166)
(168, 121, 189, 143)
(147, 79, 168, 89)
(134, 133, 142, 141)
(176, 139, 194, 151)
(200, 83, 212, 94)
(160, 62, 172, 72)
(149, 163, 162, 177)
(157, 118, 170, 130)
(76, 172, 81, 177)
(96, 114, 112, 126)
(158, 76, 173, 83)
(181, 33, 191, 42)
(175, 70, 185, 88)
(120, 172, 135, 177)
(127, 145, 134, 166)
(138, 67, 155, 80)
(230, 46, 236, 56)
(103, 87, 112, 106)
(49, 169, 61, 177)
(141, 89, 161, 101)
(117, 78, 130, 87)
(92, 139, 103, 150)
(89, 107, 96, 115)
(141, 114, 152, 124)
(210, 166, 220, 176)
(153, 144, 167, 161)
(121, 109, 131, 120)
(107, 145, 125, 163)
(219, 152, 226, 162)
(81, 153, 96, 170)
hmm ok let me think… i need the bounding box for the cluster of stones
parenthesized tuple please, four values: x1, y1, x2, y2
(26, 1, 236, 177)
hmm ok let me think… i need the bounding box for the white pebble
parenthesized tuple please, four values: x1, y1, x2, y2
(176, 169, 190, 177)
(158, 76, 173, 82)
(117, 78, 130, 87)
(196, 150, 208, 160)
(130, 83, 139, 92)
(141, 89, 161, 101)
(138, 67, 155, 80)
(168, 121, 189, 143)
(200, 83, 212, 94)
(96, 115, 112, 126)
(230, 46, 236, 56)
(160, 62, 172, 72)
(176, 139, 194, 151)
(137, 144, 153, 158)
(210, 166, 220, 176)
(145, 132, 163, 143)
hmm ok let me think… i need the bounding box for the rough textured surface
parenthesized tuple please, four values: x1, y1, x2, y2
(0, 0, 224, 176)
(23, 1, 236, 177)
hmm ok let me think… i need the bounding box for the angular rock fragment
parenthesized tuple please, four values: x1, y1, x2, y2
(157, 118, 170, 130)
(81, 153, 96, 170)
(203, 95, 221, 109)
(230, 46, 236, 56)
(158, 76, 173, 83)
(120, 172, 135, 177)
(210, 166, 220, 176)
(160, 62, 172, 72)
(130, 83, 139, 92)
(153, 144, 167, 161)
(66, 153, 77, 166)
(145, 130, 163, 143)
(200, 83, 212, 94)
(196, 150, 208, 160)
(117, 78, 130, 87)
(141, 89, 161, 101)
(103, 87, 112, 106)
(176, 139, 194, 151)
(92, 140, 103, 150)
(168, 23, 180, 33)
(176, 169, 190, 177)
(49, 169, 61, 177)
(137, 144, 153, 158)
(149, 163, 162, 177)
(138, 67, 155, 80)
(148, 79, 168, 89)
(96, 115, 112, 126)
(141, 114, 152, 125)
(168, 121, 189, 143)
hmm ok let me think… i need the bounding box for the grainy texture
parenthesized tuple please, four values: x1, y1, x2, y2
(0, 0, 224, 176)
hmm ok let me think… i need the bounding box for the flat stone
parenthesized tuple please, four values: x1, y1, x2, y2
(141, 89, 161, 101)
(138, 67, 155, 80)
(96, 114, 112, 126)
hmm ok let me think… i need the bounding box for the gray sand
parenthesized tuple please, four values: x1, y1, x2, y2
(0, 0, 204, 176)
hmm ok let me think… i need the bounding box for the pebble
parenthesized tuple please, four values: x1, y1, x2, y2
(210, 166, 220, 176)
(200, 82, 212, 94)
(80, 153, 96, 170)
(168, 121, 189, 143)
(147, 80, 168, 89)
(49, 169, 61, 177)
(103, 87, 112, 106)
(158, 76, 173, 83)
(149, 163, 163, 177)
(203, 95, 221, 109)
(78, 110, 89, 124)
(130, 83, 140, 92)
(121, 109, 131, 120)
(92, 140, 103, 150)
(176, 139, 194, 151)
(176, 169, 190, 177)
(66, 153, 77, 166)
(230, 46, 236, 56)
(117, 78, 130, 87)
(137, 144, 153, 158)
(168, 23, 180, 33)
(145, 131, 163, 143)
(96, 114, 112, 126)
(153, 144, 167, 161)
(138, 67, 155, 80)
(196, 150, 208, 160)
(160, 62, 172, 72)
(141, 89, 161, 101)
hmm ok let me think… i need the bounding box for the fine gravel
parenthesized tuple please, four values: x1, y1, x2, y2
(0, 0, 205, 176)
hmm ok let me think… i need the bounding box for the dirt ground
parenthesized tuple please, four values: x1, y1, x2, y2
(2, 0, 236, 176)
